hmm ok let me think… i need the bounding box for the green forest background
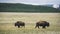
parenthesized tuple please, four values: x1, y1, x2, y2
(0, 3, 60, 13)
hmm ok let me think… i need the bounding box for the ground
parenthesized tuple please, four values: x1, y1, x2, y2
(0, 12, 60, 34)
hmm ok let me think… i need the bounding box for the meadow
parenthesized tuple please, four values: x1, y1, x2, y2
(0, 12, 60, 34)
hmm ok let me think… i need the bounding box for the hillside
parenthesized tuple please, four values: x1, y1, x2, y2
(0, 3, 60, 13)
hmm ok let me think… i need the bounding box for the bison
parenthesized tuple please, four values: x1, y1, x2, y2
(35, 21, 50, 28)
(15, 21, 25, 28)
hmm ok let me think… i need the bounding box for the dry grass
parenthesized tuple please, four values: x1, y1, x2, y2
(0, 12, 60, 34)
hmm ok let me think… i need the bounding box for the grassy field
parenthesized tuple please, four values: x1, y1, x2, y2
(0, 12, 60, 34)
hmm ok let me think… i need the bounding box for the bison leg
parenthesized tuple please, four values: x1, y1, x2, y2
(23, 24, 25, 28)
(35, 25, 38, 28)
(35, 26, 40, 28)
(18, 25, 20, 28)
(42, 26, 46, 28)
(38, 26, 39, 28)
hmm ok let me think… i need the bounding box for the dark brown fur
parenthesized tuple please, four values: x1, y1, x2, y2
(15, 21, 25, 28)
(35, 21, 50, 28)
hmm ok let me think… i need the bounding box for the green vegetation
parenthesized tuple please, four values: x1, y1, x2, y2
(0, 3, 60, 13)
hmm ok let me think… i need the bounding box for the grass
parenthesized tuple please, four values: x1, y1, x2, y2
(0, 12, 60, 34)
(0, 23, 60, 34)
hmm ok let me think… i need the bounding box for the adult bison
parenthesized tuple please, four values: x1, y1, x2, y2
(35, 21, 50, 28)
(15, 21, 25, 28)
